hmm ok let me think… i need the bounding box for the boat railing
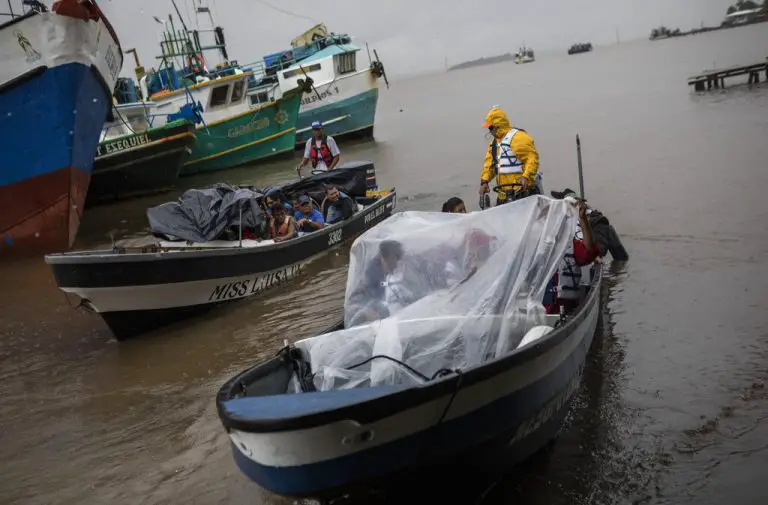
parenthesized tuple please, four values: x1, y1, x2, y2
(100, 112, 165, 140)
(251, 33, 356, 77)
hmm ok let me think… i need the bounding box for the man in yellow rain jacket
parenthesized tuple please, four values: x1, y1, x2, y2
(479, 106, 540, 205)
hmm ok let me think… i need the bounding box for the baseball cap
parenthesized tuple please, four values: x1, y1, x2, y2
(298, 194, 311, 204)
(550, 188, 578, 199)
(311, 121, 323, 129)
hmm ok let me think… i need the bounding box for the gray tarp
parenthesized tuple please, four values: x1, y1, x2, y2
(147, 183, 266, 243)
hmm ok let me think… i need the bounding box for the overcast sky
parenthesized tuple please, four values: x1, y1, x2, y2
(90, 0, 737, 77)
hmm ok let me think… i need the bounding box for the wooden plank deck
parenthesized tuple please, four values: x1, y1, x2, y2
(688, 58, 768, 91)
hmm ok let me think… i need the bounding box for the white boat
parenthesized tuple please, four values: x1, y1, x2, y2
(216, 195, 603, 501)
(515, 46, 535, 64)
(245, 24, 388, 146)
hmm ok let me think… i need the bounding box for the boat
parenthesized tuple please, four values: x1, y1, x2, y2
(0, 0, 122, 257)
(244, 23, 388, 147)
(515, 45, 535, 64)
(137, 4, 307, 176)
(567, 42, 593, 55)
(44, 161, 396, 340)
(85, 78, 202, 205)
(216, 194, 602, 501)
(86, 98, 198, 205)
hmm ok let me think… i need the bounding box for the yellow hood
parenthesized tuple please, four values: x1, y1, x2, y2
(482, 106, 512, 138)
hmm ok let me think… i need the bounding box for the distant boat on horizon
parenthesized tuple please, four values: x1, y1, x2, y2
(568, 42, 593, 55)
(515, 45, 535, 64)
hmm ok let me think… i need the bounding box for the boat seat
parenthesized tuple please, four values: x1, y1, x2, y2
(221, 385, 403, 423)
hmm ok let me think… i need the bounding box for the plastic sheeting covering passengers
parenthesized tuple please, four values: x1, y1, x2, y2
(294, 195, 579, 391)
(147, 183, 266, 243)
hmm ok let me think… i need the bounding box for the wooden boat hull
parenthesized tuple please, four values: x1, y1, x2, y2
(44, 190, 396, 340)
(217, 266, 603, 500)
(86, 121, 196, 205)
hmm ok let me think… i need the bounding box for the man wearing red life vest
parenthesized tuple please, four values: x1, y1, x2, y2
(297, 121, 341, 174)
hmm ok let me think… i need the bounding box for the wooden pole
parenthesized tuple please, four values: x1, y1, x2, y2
(576, 134, 585, 201)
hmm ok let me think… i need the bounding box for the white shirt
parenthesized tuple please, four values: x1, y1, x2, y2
(303, 135, 340, 171)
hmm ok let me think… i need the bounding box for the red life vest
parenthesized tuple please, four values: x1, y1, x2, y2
(309, 136, 334, 168)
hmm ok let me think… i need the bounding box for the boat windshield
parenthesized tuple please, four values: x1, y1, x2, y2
(295, 195, 579, 391)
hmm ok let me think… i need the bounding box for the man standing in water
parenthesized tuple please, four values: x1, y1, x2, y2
(297, 121, 341, 174)
(479, 106, 541, 205)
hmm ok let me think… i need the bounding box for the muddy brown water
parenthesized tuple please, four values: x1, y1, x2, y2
(1, 24, 768, 505)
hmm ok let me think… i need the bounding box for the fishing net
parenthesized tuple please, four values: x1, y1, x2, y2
(294, 195, 579, 391)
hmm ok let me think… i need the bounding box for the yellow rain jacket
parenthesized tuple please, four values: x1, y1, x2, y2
(481, 107, 539, 201)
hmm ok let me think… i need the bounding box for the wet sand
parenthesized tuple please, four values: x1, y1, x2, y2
(1, 23, 767, 505)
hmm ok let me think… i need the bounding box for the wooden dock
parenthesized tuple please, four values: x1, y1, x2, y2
(688, 57, 768, 91)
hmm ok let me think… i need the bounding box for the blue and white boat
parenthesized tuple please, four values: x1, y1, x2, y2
(245, 23, 388, 147)
(216, 195, 602, 501)
(0, 0, 122, 257)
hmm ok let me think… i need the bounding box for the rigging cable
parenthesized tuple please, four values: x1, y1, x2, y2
(254, 0, 318, 24)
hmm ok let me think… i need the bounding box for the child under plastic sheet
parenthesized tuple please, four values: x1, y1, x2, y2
(344, 228, 498, 327)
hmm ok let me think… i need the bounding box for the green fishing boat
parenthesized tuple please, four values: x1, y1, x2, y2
(140, 9, 307, 175)
(180, 85, 302, 175)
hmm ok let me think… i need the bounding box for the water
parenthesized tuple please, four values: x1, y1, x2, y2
(1, 24, 768, 505)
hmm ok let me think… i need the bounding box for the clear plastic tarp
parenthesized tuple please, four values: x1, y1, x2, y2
(294, 195, 579, 391)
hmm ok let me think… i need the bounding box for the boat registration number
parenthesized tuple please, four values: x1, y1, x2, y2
(105, 45, 120, 81)
(328, 229, 343, 246)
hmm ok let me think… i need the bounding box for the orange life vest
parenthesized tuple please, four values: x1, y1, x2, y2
(271, 216, 290, 238)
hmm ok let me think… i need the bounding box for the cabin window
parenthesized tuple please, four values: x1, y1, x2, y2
(283, 63, 321, 79)
(231, 80, 246, 103)
(336, 52, 356, 75)
(209, 84, 231, 108)
(249, 91, 270, 106)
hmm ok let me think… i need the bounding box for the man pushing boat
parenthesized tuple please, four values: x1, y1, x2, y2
(479, 105, 542, 205)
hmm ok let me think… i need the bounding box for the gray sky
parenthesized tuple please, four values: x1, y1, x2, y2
(92, 0, 736, 78)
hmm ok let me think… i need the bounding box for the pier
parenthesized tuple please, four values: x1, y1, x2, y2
(688, 57, 768, 91)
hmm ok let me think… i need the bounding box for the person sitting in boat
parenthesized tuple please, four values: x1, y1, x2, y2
(268, 203, 297, 243)
(297, 121, 340, 174)
(432, 227, 497, 287)
(479, 106, 541, 206)
(294, 194, 325, 233)
(346, 240, 405, 326)
(543, 196, 600, 313)
(264, 190, 293, 214)
(550, 188, 628, 261)
(322, 185, 356, 224)
(441, 197, 467, 213)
